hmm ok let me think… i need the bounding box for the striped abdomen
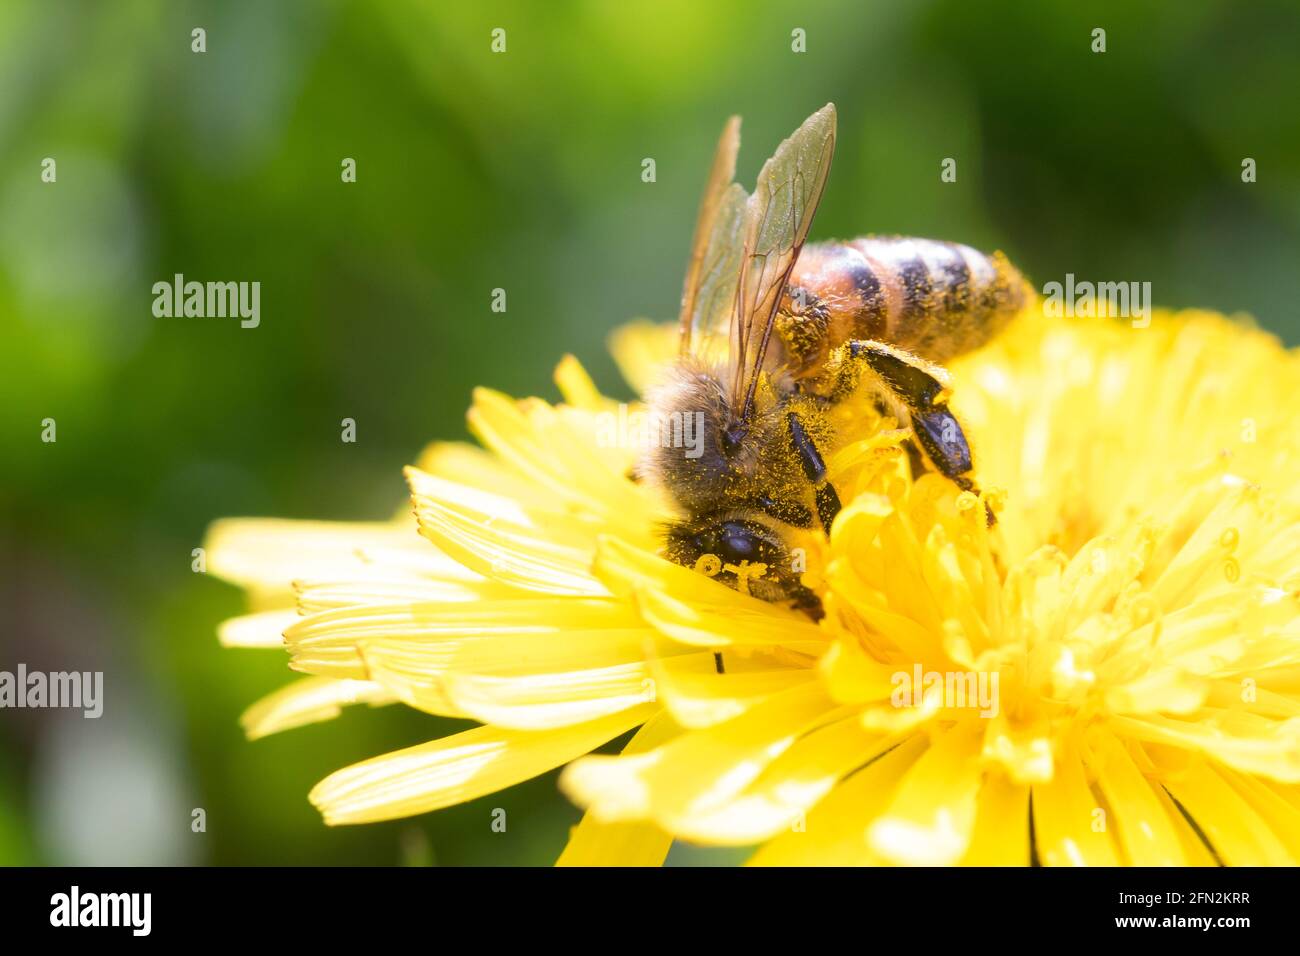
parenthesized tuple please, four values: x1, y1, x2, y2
(777, 237, 1031, 375)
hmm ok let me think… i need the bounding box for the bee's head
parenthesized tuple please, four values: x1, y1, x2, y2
(662, 512, 821, 617)
(665, 514, 788, 571)
(641, 365, 782, 514)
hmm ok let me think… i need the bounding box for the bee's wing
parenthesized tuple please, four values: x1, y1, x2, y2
(678, 116, 742, 357)
(729, 103, 836, 426)
(687, 183, 749, 364)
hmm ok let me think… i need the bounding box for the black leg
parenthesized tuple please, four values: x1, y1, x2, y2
(815, 482, 842, 531)
(786, 411, 842, 531)
(909, 403, 973, 479)
(790, 583, 825, 621)
(845, 340, 996, 526)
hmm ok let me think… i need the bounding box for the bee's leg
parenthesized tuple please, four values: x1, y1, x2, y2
(785, 411, 842, 531)
(844, 340, 996, 526)
(789, 583, 825, 622)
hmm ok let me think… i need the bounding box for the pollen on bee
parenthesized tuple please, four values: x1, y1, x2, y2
(729, 560, 768, 595)
(692, 553, 768, 596)
(693, 554, 722, 576)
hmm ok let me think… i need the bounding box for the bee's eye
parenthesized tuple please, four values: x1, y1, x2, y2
(716, 524, 756, 560)
(664, 516, 790, 579)
(697, 520, 780, 565)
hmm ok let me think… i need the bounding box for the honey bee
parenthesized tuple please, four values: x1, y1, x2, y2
(643, 103, 1031, 618)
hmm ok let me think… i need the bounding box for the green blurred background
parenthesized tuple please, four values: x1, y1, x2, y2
(3, 0, 1298, 865)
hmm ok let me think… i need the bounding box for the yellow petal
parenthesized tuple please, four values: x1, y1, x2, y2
(414, 441, 551, 505)
(1112, 712, 1300, 782)
(414, 496, 607, 596)
(554, 354, 609, 411)
(667, 716, 893, 845)
(1086, 730, 1186, 865)
(437, 661, 660, 730)
(1147, 781, 1221, 865)
(295, 576, 516, 615)
(867, 721, 984, 865)
(241, 676, 396, 740)
(560, 681, 838, 826)
(556, 713, 680, 867)
(406, 465, 541, 527)
(1031, 739, 1120, 866)
(283, 597, 660, 683)
(607, 320, 675, 396)
(1103, 667, 1209, 717)
(218, 609, 295, 649)
(818, 634, 902, 706)
(1161, 758, 1295, 865)
(205, 517, 450, 597)
(747, 735, 927, 866)
(959, 772, 1031, 866)
(310, 704, 654, 825)
(467, 388, 651, 533)
(1148, 482, 1267, 611)
(1215, 766, 1300, 862)
(650, 654, 815, 729)
(636, 586, 826, 650)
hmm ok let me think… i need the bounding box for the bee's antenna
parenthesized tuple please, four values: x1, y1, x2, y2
(722, 420, 748, 454)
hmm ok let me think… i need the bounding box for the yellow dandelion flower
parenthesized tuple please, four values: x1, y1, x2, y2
(207, 306, 1300, 866)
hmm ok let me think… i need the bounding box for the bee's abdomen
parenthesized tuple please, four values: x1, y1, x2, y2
(785, 237, 1031, 367)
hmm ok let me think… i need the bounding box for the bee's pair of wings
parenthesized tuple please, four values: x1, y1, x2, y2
(677, 103, 837, 428)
